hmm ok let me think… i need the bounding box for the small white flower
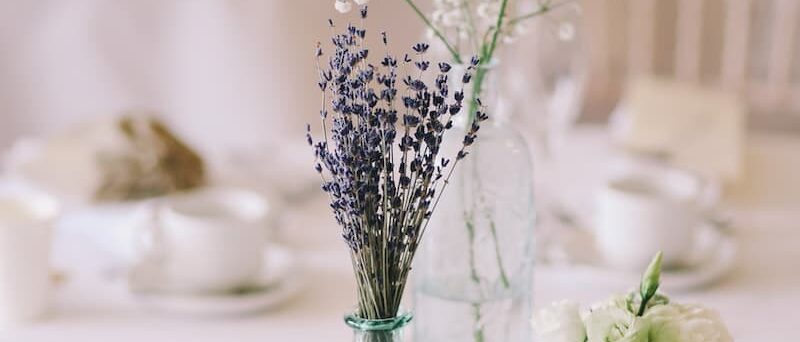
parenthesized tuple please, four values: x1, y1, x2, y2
(476, 3, 492, 20)
(476, 1, 501, 23)
(431, 9, 445, 24)
(532, 301, 587, 342)
(558, 22, 577, 42)
(502, 31, 516, 44)
(440, 10, 464, 28)
(354, 0, 370, 5)
(425, 28, 437, 40)
(514, 22, 530, 36)
(334, 0, 352, 13)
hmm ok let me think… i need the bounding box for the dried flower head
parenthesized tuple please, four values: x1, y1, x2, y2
(309, 5, 486, 320)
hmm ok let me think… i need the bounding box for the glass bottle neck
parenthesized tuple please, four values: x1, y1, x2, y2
(345, 311, 412, 342)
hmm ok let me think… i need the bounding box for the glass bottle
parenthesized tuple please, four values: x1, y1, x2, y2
(414, 61, 536, 342)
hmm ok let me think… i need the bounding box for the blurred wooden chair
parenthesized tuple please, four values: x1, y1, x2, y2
(582, 0, 800, 129)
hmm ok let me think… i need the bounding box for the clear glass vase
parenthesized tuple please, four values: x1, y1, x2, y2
(414, 63, 536, 342)
(345, 311, 413, 342)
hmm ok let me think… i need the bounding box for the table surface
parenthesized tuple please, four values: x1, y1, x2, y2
(3, 126, 799, 342)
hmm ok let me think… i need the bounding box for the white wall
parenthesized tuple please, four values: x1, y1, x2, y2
(0, 0, 425, 152)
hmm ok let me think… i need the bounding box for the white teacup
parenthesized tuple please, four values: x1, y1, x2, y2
(0, 183, 59, 328)
(594, 168, 716, 271)
(137, 187, 269, 293)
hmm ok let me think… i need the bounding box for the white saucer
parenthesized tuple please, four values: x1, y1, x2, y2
(129, 244, 305, 316)
(553, 223, 738, 292)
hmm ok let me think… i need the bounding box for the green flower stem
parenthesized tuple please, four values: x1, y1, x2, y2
(466, 218, 484, 342)
(488, 219, 511, 288)
(471, 303, 486, 342)
(463, 161, 486, 342)
(483, 0, 510, 62)
(465, 215, 481, 284)
(507, 0, 577, 27)
(403, 0, 463, 64)
(354, 330, 397, 342)
(464, 202, 485, 342)
(470, 137, 511, 290)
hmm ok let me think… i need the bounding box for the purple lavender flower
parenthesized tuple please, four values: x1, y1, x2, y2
(308, 5, 487, 321)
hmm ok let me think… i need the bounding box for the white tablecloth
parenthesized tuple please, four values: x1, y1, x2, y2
(3, 126, 798, 341)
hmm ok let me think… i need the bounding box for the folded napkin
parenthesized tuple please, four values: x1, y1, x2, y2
(611, 76, 746, 183)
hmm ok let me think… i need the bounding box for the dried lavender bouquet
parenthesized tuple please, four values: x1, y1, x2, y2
(307, 6, 487, 321)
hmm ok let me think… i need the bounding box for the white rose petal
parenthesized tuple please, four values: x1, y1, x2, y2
(584, 304, 637, 342)
(533, 301, 587, 342)
(617, 319, 651, 342)
(334, 0, 352, 13)
(646, 304, 734, 342)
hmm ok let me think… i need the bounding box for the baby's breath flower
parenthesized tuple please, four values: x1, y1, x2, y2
(476, 1, 499, 23)
(335, 0, 371, 13)
(428, 0, 533, 60)
(334, 0, 352, 13)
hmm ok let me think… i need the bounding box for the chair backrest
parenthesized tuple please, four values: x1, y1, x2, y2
(583, 0, 800, 123)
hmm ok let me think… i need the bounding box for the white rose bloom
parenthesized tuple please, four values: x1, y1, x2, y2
(334, 0, 352, 13)
(646, 304, 733, 342)
(584, 303, 648, 342)
(533, 301, 587, 342)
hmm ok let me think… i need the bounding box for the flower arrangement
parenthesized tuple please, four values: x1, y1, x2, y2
(533, 253, 734, 342)
(307, 5, 487, 321)
(334, 0, 575, 123)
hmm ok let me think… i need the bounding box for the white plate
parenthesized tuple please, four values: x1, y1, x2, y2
(129, 245, 305, 317)
(554, 223, 738, 292)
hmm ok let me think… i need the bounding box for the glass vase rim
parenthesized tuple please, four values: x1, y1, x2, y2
(343, 309, 413, 332)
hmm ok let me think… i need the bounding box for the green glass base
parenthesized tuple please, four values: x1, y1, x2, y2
(344, 310, 413, 342)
